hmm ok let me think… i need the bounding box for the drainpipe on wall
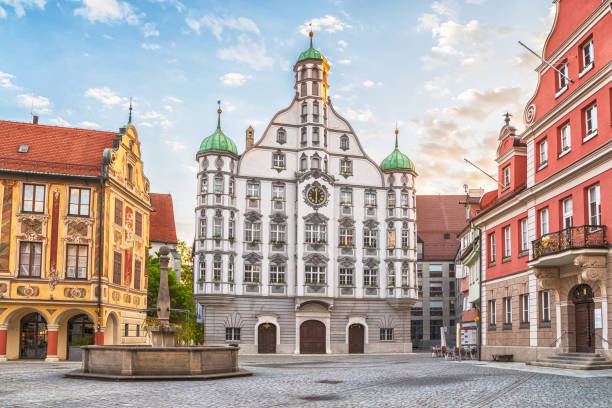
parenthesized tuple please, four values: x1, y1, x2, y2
(477, 226, 482, 361)
(96, 149, 110, 344)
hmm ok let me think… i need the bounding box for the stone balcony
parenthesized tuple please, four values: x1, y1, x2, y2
(530, 225, 607, 267)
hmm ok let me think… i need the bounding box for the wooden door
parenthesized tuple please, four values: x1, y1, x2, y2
(348, 324, 364, 354)
(575, 302, 595, 353)
(300, 320, 326, 354)
(258, 323, 277, 354)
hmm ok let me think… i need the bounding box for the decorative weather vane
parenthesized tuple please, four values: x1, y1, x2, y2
(217, 100, 222, 129)
(503, 112, 512, 126)
(128, 97, 133, 124)
(394, 122, 399, 149)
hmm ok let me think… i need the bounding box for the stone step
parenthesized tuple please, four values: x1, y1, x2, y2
(527, 361, 612, 370)
(558, 352, 602, 358)
(546, 355, 608, 363)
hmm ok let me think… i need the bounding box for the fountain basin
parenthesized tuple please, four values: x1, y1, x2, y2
(65, 345, 252, 381)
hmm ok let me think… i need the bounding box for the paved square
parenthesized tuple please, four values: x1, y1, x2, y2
(2, 354, 612, 407)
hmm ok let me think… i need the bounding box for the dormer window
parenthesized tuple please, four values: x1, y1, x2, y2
(580, 38, 594, 76)
(18, 145, 29, 153)
(502, 165, 511, 190)
(340, 134, 349, 150)
(276, 128, 286, 144)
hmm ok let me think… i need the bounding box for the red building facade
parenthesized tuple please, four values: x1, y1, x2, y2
(474, 0, 611, 361)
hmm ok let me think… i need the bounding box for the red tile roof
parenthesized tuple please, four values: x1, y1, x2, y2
(416, 195, 467, 260)
(149, 193, 178, 244)
(0, 120, 118, 177)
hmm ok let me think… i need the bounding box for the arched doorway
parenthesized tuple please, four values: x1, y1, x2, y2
(67, 314, 95, 361)
(104, 313, 119, 345)
(20, 313, 47, 359)
(300, 320, 325, 354)
(348, 324, 365, 354)
(258, 323, 277, 354)
(572, 284, 595, 353)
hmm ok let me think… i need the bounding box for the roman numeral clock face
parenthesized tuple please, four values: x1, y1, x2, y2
(305, 185, 328, 208)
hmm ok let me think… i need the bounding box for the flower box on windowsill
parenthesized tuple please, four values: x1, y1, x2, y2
(488, 325, 497, 331)
(251, 240, 261, 244)
(228, 237, 235, 242)
(364, 284, 378, 288)
(197, 278, 205, 283)
(213, 235, 222, 240)
(246, 195, 259, 199)
(338, 244, 354, 248)
(520, 322, 530, 329)
(341, 171, 352, 176)
(305, 281, 326, 286)
(272, 196, 284, 201)
(270, 240, 286, 245)
(503, 323, 512, 330)
(270, 281, 286, 285)
(539, 320, 551, 328)
(244, 280, 260, 284)
(273, 165, 286, 169)
(316, 240, 327, 244)
(340, 202, 352, 206)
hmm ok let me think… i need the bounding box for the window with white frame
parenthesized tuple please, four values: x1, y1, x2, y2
(300, 155, 307, 171)
(401, 264, 409, 286)
(22, 184, 45, 213)
(200, 177, 208, 194)
(401, 192, 409, 207)
(339, 268, 353, 286)
(388, 265, 395, 287)
(272, 152, 285, 168)
(588, 184, 601, 225)
(520, 218, 528, 252)
(364, 268, 377, 286)
(270, 264, 285, 283)
(364, 191, 376, 207)
(489, 233, 496, 263)
(228, 261, 234, 282)
(504, 297, 512, 323)
(300, 127, 307, 144)
(213, 261, 222, 281)
(214, 177, 223, 194)
(66, 244, 87, 279)
(585, 103, 598, 138)
(339, 228, 354, 247)
(213, 217, 223, 238)
(540, 207, 549, 235)
(301, 102, 308, 121)
(538, 139, 548, 167)
(244, 264, 260, 282)
(387, 191, 396, 207)
(228, 219, 235, 239)
(503, 226, 511, 258)
(560, 123, 571, 152)
(305, 223, 326, 243)
(229, 179, 235, 197)
(225, 327, 241, 341)
(68, 188, 90, 216)
(401, 229, 409, 248)
(311, 156, 320, 170)
(557, 61, 568, 91)
(199, 218, 207, 238)
(380, 328, 394, 341)
(562, 197, 573, 228)
(305, 265, 326, 284)
(502, 165, 511, 189)
(270, 223, 286, 243)
(312, 127, 320, 145)
(581, 38, 594, 72)
(340, 159, 352, 175)
(364, 229, 377, 248)
(387, 229, 396, 248)
(313, 101, 320, 121)
(272, 184, 285, 200)
(247, 182, 260, 198)
(521, 294, 529, 323)
(199, 260, 205, 280)
(244, 222, 261, 242)
(340, 189, 352, 205)
(540, 291, 550, 321)
(489, 299, 496, 325)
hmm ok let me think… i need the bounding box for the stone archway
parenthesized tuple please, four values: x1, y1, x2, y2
(348, 324, 365, 354)
(257, 323, 277, 354)
(66, 314, 95, 360)
(20, 312, 47, 359)
(104, 312, 119, 345)
(571, 284, 595, 353)
(300, 320, 326, 354)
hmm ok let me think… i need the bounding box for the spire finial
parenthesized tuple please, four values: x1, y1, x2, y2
(309, 23, 314, 48)
(217, 100, 222, 129)
(128, 97, 133, 124)
(503, 112, 511, 126)
(394, 122, 399, 149)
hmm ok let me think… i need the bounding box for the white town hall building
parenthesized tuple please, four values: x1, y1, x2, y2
(193, 32, 419, 354)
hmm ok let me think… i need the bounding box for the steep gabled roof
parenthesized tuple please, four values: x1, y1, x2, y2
(0, 120, 117, 177)
(149, 193, 178, 244)
(416, 195, 467, 260)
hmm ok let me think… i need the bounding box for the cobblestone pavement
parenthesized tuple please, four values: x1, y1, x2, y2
(2, 354, 612, 407)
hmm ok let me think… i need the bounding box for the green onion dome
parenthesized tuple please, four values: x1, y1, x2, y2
(380, 129, 415, 172)
(298, 31, 326, 62)
(198, 107, 238, 156)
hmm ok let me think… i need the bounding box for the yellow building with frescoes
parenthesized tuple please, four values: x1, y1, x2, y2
(0, 118, 152, 361)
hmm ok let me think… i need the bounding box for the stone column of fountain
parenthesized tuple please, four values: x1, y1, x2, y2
(149, 246, 182, 347)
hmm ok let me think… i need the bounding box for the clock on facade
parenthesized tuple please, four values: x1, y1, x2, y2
(307, 186, 326, 205)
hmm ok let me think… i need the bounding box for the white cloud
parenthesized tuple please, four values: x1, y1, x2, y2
(140, 122, 153, 128)
(217, 34, 274, 71)
(74, 0, 141, 25)
(141, 43, 161, 50)
(431, 0, 459, 20)
(340, 107, 373, 122)
(78, 121, 101, 129)
(164, 139, 186, 151)
(17, 93, 51, 114)
(0, 0, 45, 18)
(219, 72, 252, 86)
(0, 71, 19, 89)
(337, 59, 351, 65)
(224, 102, 236, 112)
(49, 116, 71, 127)
(185, 15, 259, 39)
(362, 80, 382, 88)
(85, 87, 127, 106)
(149, 0, 184, 12)
(337, 40, 347, 47)
(299, 15, 351, 35)
(142, 22, 159, 37)
(423, 76, 450, 97)
(164, 96, 182, 103)
(466, 0, 487, 4)
(141, 111, 165, 120)
(163, 105, 173, 111)
(181, 164, 198, 174)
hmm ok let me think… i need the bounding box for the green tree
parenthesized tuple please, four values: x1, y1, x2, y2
(147, 255, 203, 345)
(176, 240, 193, 286)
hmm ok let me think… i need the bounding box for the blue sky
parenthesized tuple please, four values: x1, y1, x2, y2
(0, 0, 553, 242)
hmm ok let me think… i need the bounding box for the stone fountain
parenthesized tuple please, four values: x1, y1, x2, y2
(66, 247, 251, 381)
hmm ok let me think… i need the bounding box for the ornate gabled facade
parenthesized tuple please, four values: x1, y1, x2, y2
(0, 120, 152, 361)
(193, 33, 419, 354)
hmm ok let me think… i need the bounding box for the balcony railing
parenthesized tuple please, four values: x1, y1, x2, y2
(532, 225, 606, 261)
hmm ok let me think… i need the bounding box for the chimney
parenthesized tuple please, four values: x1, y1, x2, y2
(32, 115, 39, 125)
(245, 126, 254, 150)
